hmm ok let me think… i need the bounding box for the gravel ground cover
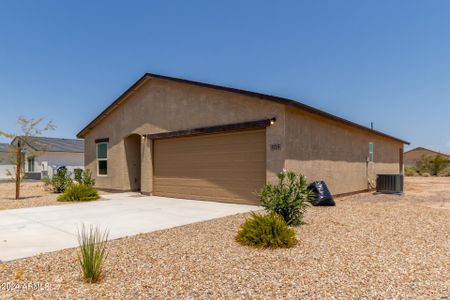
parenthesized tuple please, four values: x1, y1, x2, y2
(0, 181, 108, 210)
(0, 177, 449, 299)
(0, 181, 63, 210)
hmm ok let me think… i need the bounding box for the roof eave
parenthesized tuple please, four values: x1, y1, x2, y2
(76, 74, 150, 138)
(76, 73, 410, 145)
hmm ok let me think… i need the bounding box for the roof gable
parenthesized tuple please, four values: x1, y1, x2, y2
(76, 73, 409, 144)
(405, 147, 450, 158)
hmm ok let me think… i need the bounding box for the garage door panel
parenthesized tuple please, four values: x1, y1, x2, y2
(155, 163, 265, 177)
(154, 177, 265, 189)
(153, 185, 259, 203)
(153, 129, 266, 204)
(158, 131, 265, 147)
(157, 150, 266, 162)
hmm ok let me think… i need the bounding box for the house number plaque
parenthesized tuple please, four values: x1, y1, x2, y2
(270, 144, 281, 151)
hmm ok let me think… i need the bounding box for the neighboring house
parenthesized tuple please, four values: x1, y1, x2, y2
(404, 147, 450, 166)
(11, 137, 84, 179)
(0, 143, 15, 180)
(77, 73, 409, 204)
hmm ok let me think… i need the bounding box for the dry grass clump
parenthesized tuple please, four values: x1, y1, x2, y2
(77, 224, 109, 283)
(235, 212, 297, 249)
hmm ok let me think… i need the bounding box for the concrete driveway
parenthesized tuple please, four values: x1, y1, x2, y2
(0, 193, 259, 262)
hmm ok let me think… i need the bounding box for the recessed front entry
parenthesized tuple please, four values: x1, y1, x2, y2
(124, 134, 141, 191)
(153, 129, 266, 204)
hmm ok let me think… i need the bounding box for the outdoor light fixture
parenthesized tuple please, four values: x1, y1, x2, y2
(270, 118, 276, 125)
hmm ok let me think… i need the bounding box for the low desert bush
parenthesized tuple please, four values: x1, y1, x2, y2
(429, 155, 449, 175)
(404, 166, 419, 176)
(81, 169, 96, 188)
(74, 168, 83, 183)
(236, 212, 297, 249)
(421, 172, 431, 177)
(259, 171, 314, 226)
(415, 154, 449, 176)
(438, 166, 450, 177)
(58, 184, 100, 202)
(44, 168, 72, 193)
(77, 224, 109, 283)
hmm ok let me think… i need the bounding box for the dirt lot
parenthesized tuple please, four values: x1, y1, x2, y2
(351, 176, 450, 210)
(0, 177, 448, 299)
(0, 181, 108, 210)
(0, 181, 63, 210)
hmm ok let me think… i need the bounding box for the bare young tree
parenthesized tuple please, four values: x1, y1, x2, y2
(0, 116, 55, 199)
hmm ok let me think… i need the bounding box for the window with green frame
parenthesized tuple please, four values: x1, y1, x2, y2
(97, 143, 108, 175)
(369, 142, 374, 162)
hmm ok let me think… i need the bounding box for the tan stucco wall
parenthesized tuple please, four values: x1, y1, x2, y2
(84, 78, 285, 192)
(404, 148, 450, 166)
(284, 107, 403, 195)
(83, 78, 404, 196)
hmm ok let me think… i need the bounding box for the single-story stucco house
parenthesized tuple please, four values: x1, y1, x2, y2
(77, 73, 409, 204)
(10, 136, 85, 179)
(404, 147, 450, 166)
(0, 143, 15, 180)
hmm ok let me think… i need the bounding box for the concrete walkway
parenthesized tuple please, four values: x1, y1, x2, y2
(0, 193, 259, 262)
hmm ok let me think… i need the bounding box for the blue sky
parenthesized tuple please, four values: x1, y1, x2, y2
(1, 1, 449, 151)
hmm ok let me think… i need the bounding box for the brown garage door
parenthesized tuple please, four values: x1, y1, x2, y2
(153, 129, 266, 204)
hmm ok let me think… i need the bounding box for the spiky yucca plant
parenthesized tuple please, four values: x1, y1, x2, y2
(259, 171, 314, 226)
(236, 212, 297, 249)
(77, 224, 109, 283)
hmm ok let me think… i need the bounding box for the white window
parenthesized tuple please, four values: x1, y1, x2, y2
(97, 143, 108, 175)
(27, 157, 35, 172)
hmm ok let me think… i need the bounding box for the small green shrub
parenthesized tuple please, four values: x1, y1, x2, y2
(415, 154, 449, 176)
(259, 171, 314, 226)
(404, 166, 418, 176)
(429, 155, 449, 175)
(236, 212, 297, 249)
(81, 169, 96, 188)
(45, 168, 72, 193)
(58, 184, 100, 202)
(438, 166, 450, 177)
(74, 168, 83, 183)
(77, 224, 109, 283)
(42, 176, 52, 190)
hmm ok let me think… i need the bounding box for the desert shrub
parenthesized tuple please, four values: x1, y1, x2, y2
(421, 172, 431, 177)
(429, 155, 449, 176)
(404, 166, 418, 176)
(415, 155, 430, 175)
(58, 184, 100, 202)
(259, 171, 314, 226)
(46, 168, 72, 193)
(42, 176, 52, 190)
(438, 166, 450, 177)
(415, 154, 449, 176)
(74, 168, 83, 183)
(77, 224, 109, 283)
(81, 169, 96, 188)
(235, 212, 297, 249)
